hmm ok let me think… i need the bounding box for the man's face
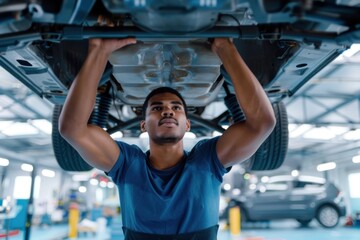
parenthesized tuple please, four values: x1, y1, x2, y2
(141, 92, 190, 145)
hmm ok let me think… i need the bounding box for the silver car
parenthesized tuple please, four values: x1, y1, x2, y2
(221, 175, 347, 228)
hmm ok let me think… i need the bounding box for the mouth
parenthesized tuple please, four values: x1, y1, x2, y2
(159, 118, 178, 126)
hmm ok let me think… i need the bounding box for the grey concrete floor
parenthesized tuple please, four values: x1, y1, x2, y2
(3, 219, 360, 240)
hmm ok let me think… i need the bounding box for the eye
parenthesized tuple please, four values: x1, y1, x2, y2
(173, 105, 182, 111)
(151, 106, 162, 111)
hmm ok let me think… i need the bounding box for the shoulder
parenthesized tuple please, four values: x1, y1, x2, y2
(187, 136, 220, 161)
(192, 136, 220, 152)
(107, 140, 146, 176)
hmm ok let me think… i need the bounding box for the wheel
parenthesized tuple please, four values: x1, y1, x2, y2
(243, 101, 289, 170)
(296, 219, 312, 227)
(52, 105, 93, 171)
(316, 205, 340, 228)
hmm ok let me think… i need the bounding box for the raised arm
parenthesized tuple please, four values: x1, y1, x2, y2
(213, 39, 276, 169)
(59, 38, 136, 172)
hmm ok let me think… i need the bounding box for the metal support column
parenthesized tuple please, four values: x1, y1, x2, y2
(24, 166, 36, 240)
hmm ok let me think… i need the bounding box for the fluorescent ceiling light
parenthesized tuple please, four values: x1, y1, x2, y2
(184, 132, 196, 139)
(289, 124, 312, 138)
(30, 119, 52, 134)
(342, 44, 360, 58)
(0, 121, 13, 131)
(42, 169, 55, 178)
(327, 126, 349, 135)
(288, 124, 298, 132)
(21, 163, 33, 172)
(317, 162, 336, 172)
(139, 132, 149, 139)
(0, 157, 9, 166)
(1, 122, 39, 136)
(72, 174, 89, 181)
(343, 129, 360, 140)
(111, 131, 123, 139)
(352, 155, 360, 163)
(303, 127, 336, 140)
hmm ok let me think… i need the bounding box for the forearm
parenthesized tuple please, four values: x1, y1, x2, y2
(59, 47, 110, 135)
(215, 42, 275, 127)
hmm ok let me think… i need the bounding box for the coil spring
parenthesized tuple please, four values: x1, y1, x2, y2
(89, 93, 112, 128)
(224, 94, 246, 123)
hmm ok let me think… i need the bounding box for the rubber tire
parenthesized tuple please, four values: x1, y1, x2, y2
(52, 105, 93, 172)
(316, 205, 340, 228)
(245, 101, 289, 171)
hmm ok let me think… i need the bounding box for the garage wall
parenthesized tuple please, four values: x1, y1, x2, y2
(0, 166, 63, 215)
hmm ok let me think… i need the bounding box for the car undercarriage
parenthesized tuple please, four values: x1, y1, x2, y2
(0, 0, 359, 171)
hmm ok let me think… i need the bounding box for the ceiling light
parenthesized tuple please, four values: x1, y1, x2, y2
(317, 162, 336, 172)
(139, 132, 149, 138)
(72, 175, 89, 181)
(291, 170, 299, 177)
(111, 131, 123, 139)
(327, 126, 349, 135)
(261, 176, 269, 183)
(0, 157, 9, 166)
(343, 129, 360, 140)
(184, 132, 196, 139)
(0, 121, 13, 131)
(107, 182, 115, 188)
(288, 124, 298, 132)
(223, 183, 231, 191)
(99, 181, 107, 188)
(30, 119, 52, 134)
(289, 124, 312, 138)
(303, 127, 335, 140)
(90, 179, 99, 186)
(1, 122, 39, 136)
(78, 186, 87, 193)
(42, 169, 55, 178)
(21, 163, 33, 172)
(342, 44, 360, 58)
(352, 155, 360, 164)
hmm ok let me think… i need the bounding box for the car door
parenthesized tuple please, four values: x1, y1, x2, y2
(288, 180, 324, 219)
(244, 180, 292, 220)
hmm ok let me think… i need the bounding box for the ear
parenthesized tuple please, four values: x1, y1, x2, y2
(186, 119, 191, 132)
(140, 120, 146, 132)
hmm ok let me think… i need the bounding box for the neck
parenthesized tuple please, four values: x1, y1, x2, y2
(148, 140, 184, 170)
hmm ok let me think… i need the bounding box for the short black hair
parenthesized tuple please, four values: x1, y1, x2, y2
(142, 87, 188, 118)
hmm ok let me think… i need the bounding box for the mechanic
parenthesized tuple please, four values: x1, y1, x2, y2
(58, 37, 276, 239)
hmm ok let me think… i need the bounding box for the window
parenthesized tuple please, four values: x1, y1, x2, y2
(348, 173, 360, 198)
(264, 181, 288, 192)
(13, 176, 41, 199)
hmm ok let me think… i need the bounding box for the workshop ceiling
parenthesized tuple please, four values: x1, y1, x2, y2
(1, 45, 360, 173)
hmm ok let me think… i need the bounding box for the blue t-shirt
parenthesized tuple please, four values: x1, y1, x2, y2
(107, 137, 228, 234)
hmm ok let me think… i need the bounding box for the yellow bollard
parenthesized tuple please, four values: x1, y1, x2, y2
(229, 206, 241, 235)
(68, 202, 79, 238)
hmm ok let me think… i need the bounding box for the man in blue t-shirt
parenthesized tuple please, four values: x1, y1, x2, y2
(59, 37, 276, 239)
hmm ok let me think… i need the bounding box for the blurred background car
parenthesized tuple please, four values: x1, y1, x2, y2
(220, 175, 347, 228)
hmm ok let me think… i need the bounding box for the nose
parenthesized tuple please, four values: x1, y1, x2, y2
(161, 106, 174, 117)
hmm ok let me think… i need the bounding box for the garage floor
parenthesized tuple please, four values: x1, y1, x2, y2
(3, 220, 360, 240)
